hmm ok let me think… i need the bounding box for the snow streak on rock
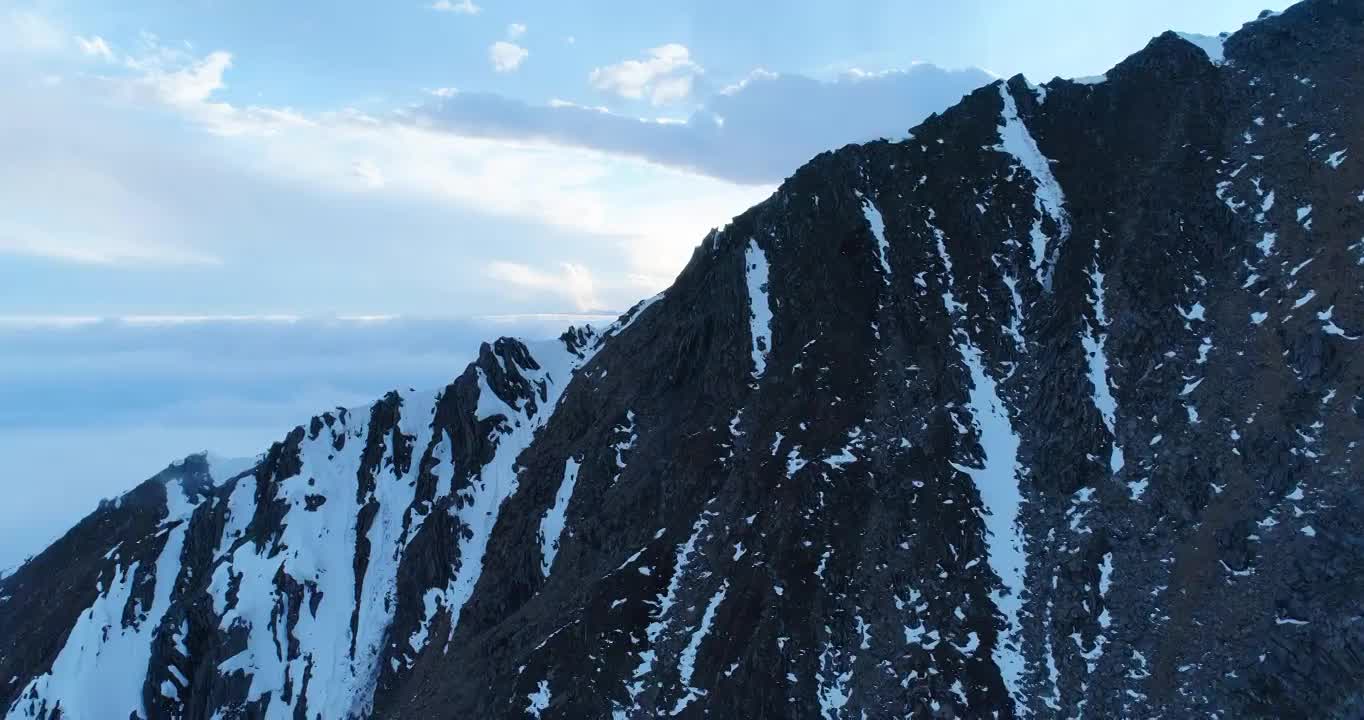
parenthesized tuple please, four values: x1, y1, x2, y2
(855, 189, 892, 280)
(996, 83, 1070, 290)
(1080, 252, 1126, 475)
(671, 581, 728, 715)
(626, 510, 711, 713)
(745, 240, 774, 378)
(933, 221, 1026, 712)
(540, 458, 581, 577)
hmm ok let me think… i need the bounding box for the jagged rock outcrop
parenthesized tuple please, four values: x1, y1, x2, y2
(3, 1, 1362, 717)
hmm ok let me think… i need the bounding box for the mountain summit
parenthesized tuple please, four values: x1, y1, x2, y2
(4, 1, 1362, 717)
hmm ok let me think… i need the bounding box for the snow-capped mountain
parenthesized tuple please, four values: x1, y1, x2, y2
(3, 1, 1362, 717)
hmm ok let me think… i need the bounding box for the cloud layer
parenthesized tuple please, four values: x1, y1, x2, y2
(422, 64, 993, 184)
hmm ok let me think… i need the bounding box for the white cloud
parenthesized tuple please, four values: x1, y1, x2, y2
(486, 261, 604, 311)
(140, 49, 233, 106)
(489, 41, 528, 73)
(427, 0, 480, 14)
(507, 23, 526, 39)
(589, 43, 702, 106)
(427, 86, 458, 98)
(75, 35, 114, 61)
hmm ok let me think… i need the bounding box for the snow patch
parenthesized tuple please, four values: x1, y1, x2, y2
(1257, 232, 1277, 255)
(1176, 32, 1227, 64)
(526, 679, 551, 718)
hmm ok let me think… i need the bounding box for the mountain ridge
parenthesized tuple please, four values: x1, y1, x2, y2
(4, 0, 1363, 717)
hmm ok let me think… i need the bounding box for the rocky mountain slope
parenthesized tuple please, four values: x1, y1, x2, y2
(3, 1, 1362, 717)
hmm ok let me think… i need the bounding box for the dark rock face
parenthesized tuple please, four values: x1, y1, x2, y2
(3, 2, 1362, 718)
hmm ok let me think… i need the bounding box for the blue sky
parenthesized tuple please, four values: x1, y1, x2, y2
(0, 0, 1295, 567)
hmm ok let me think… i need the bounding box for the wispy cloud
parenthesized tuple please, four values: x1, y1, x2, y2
(133, 49, 234, 106)
(589, 43, 702, 106)
(75, 35, 114, 61)
(489, 41, 528, 72)
(507, 23, 526, 39)
(427, 0, 480, 14)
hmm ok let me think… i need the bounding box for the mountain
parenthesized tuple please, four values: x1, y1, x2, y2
(4, 1, 1362, 717)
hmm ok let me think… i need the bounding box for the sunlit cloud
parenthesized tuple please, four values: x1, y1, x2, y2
(590, 43, 702, 106)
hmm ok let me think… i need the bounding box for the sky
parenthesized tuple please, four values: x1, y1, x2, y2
(0, 0, 1295, 568)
